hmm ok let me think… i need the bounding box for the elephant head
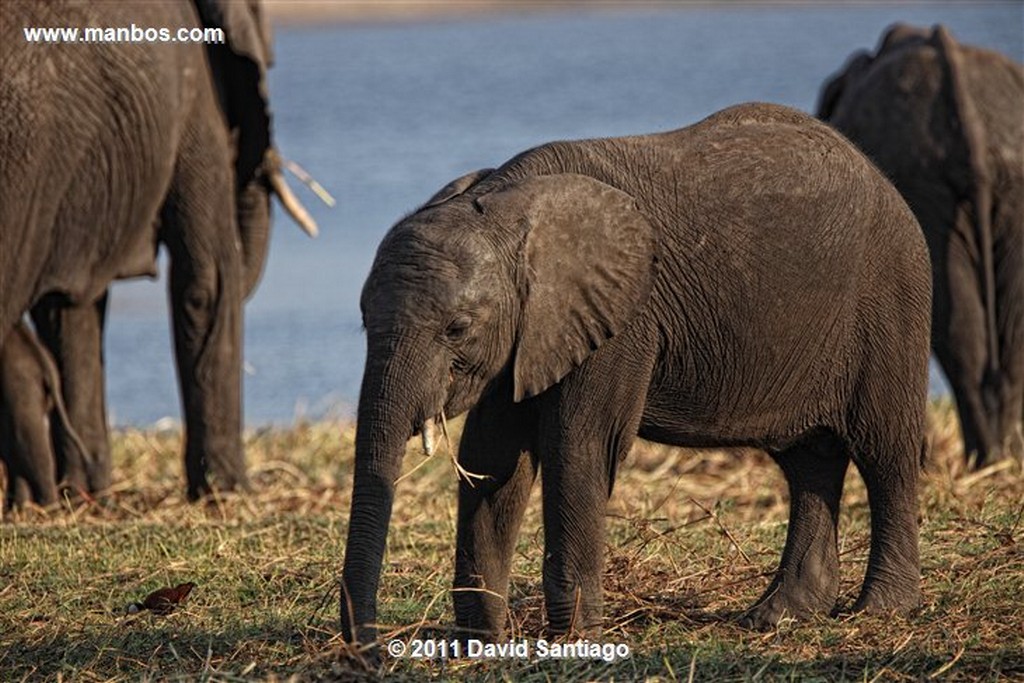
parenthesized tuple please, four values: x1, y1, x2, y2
(194, 0, 317, 297)
(340, 168, 657, 642)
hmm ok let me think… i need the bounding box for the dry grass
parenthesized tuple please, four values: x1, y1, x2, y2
(1, 401, 1022, 681)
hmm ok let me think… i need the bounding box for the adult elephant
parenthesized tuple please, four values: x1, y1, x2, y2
(24, 0, 316, 500)
(1, 321, 90, 510)
(340, 103, 932, 643)
(0, 1, 313, 501)
(818, 24, 1024, 468)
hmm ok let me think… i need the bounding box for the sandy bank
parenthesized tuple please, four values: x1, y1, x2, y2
(263, 1, 665, 25)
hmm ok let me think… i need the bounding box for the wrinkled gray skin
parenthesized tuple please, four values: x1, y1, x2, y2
(341, 103, 932, 643)
(0, 0, 311, 501)
(1, 322, 91, 511)
(818, 24, 1024, 468)
(27, 294, 112, 496)
(0, 1, 279, 500)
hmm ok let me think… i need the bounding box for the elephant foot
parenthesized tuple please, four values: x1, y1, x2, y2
(453, 617, 506, 644)
(545, 605, 604, 639)
(85, 459, 113, 496)
(738, 573, 838, 630)
(851, 582, 920, 617)
(186, 471, 250, 502)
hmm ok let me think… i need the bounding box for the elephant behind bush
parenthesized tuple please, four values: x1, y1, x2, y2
(818, 24, 1024, 468)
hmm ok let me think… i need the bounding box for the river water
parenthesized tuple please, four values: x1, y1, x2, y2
(103, 3, 1023, 425)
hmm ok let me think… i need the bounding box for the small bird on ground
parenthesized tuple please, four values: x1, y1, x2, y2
(125, 582, 196, 615)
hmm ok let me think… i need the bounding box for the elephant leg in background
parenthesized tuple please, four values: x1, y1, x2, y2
(932, 218, 1001, 467)
(994, 215, 1024, 460)
(30, 293, 111, 494)
(740, 432, 849, 629)
(162, 116, 245, 501)
(8, 476, 33, 509)
(0, 324, 60, 509)
(453, 394, 539, 639)
(538, 343, 653, 636)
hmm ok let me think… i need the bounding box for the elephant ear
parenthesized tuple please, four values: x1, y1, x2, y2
(421, 168, 495, 209)
(476, 174, 657, 402)
(931, 25, 1000, 376)
(193, 0, 273, 66)
(193, 0, 277, 292)
(193, 0, 273, 182)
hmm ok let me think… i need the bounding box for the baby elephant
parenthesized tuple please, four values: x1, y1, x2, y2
(1, 321, 90, 510)
(340, 103, 932, 642)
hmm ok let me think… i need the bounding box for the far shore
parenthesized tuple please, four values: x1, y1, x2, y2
(263, 1, 694, 25)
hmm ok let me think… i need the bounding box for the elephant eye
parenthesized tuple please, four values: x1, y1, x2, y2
(444, 315, 473, 341)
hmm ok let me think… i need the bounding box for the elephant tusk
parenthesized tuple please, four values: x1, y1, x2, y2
(269, 168, 319, 238)
(416, 412, 491, 486)
(283, 158, 336, 207)
(421, 418, 438, 456)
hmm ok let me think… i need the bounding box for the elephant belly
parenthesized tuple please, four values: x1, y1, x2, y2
(637, 403, 817, 452)
(636, 341, 846, 453)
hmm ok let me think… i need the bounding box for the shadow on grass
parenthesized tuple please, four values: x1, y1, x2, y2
(640, 645, 1024, 682)
(380, 643, 1023, 682)
(1, 618, 338, 680)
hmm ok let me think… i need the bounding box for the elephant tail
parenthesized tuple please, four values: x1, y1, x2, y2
(932, 26, 1000, 380)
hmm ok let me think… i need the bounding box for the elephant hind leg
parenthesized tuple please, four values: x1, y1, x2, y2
(994, 222, 1024, 461)
(740, 429, 848, 630)
(846, 424, 922, 616)
(933, 226, 1001, 468)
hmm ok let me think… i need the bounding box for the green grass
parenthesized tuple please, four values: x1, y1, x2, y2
(1, 403, 1022, 681)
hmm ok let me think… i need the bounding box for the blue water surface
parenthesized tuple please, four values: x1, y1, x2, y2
(103, 3, 1024, 425)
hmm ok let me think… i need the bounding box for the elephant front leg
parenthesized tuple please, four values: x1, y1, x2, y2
(166, 244, 244, 500)
(537, 350, 651, 637)
(540, 442, 609, 636)
(454, 398, 538, 640)
(163, 129, 246, 500)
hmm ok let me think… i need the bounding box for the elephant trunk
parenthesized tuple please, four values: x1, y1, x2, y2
(341, 344, 425, 644)
(237, 175, 272, 299)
